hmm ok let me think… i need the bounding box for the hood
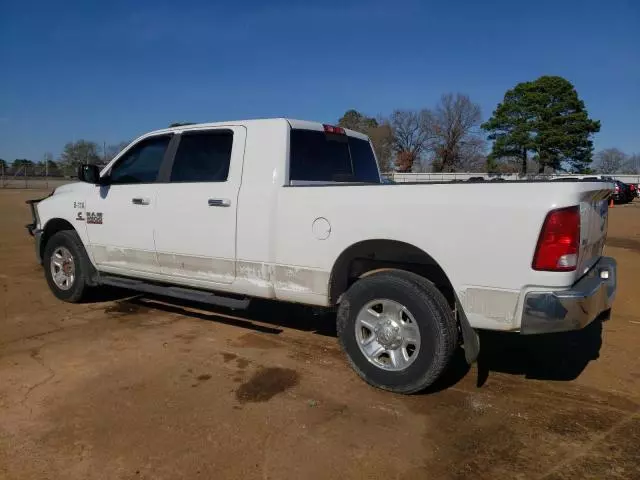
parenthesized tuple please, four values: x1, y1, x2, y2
(52, 182, 87, 195)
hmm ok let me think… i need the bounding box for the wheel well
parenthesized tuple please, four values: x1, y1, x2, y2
(40, 218, 75, 260)
(328, 240, 454, 306)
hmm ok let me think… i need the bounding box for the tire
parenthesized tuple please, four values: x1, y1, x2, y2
(337, 270, 457, 394)
(43, 230, 92, 303)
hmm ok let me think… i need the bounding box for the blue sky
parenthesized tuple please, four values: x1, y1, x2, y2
(1, 0, 638, 161)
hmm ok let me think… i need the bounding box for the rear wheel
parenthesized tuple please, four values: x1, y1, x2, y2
(43, 230, 92, 302)
(337, 270, 457, 394)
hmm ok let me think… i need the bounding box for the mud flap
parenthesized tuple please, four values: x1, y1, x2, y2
(456, 296, 480, 364)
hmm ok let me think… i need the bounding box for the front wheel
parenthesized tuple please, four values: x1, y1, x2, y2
(337, 270, 457, 394)
(43, 230, 92, 303)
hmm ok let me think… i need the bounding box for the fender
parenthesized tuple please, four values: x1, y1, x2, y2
(30, 182, 95, 269)
(35, 183, 92, 245)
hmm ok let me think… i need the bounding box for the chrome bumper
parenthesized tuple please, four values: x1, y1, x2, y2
(521, 257, 617, 334)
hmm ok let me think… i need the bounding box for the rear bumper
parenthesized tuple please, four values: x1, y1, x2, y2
(520, 257, 617, 334)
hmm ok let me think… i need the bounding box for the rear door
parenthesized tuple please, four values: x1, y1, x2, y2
(154, 126, 246, 284)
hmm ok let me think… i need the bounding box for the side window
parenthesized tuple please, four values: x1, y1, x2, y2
(109, 135, 171, 185)
(170, 130, 233, 182)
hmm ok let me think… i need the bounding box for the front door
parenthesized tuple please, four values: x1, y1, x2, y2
(84, 134, 172, 274)
(154, 126, 246, 284)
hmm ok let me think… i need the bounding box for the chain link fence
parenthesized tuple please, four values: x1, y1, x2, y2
(1, 163, 78, 189)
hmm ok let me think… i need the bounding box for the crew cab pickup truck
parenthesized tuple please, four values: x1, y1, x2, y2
(26, 119, 617, 393)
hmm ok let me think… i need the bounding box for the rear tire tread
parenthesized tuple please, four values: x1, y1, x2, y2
(337, 270, 457, 394)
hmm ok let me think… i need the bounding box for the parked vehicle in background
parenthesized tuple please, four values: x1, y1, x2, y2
(613, 180, 634, 204)
(25, 118, 618, 394)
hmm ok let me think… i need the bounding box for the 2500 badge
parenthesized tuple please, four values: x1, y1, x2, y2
(87, 212, 103, 224)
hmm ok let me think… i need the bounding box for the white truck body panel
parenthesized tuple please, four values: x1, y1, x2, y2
(274, 182, 610, 328)
(33, 118, 613, 332)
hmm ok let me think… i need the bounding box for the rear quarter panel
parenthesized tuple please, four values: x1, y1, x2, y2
(273, 181, 612, 330)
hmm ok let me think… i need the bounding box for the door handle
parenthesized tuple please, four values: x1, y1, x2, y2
(131, 197, 150, 205)
(208, 198, 231, 207)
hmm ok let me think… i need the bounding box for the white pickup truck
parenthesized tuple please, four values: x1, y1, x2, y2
(26, 118, 617, 393)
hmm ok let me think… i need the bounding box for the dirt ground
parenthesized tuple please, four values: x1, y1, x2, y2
(1, 189, 639, 480)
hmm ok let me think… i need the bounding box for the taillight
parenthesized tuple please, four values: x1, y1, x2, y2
(615, 184, 620, 192)
(323, 124, 346, 135)
(532, 206, 580, 271)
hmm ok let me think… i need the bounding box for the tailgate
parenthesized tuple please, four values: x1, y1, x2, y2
(576, 186, 611, 277)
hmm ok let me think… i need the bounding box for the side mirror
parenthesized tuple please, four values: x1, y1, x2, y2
(77, 164, 101, 185)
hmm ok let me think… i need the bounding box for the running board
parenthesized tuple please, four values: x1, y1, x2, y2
(99, 275, 251, 310)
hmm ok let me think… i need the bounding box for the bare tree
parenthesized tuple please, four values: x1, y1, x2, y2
(104, 141, 131, 162)
(621, 153, 640, 174)
(595, 148, 626, 174)
(388, 109, 434, 172)
(454, 137, 487, 173)
(431, 93, 482, 172)
(336, 110, 395, 173)
(368, 122, 395, 173)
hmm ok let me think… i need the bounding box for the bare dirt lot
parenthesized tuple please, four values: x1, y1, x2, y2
(1, 189, 639, 479)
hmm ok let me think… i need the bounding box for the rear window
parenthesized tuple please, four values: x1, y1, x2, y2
(289, 129, 380, 183)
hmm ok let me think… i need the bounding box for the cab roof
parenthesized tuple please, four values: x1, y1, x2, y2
(145, 118, 370, 141)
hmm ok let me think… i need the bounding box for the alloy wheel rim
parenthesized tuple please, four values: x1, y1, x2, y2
(50, 246, 75, 291)
(355, 299, 421, 371)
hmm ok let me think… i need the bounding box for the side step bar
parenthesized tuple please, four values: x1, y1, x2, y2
(99, 274, 251, 310)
